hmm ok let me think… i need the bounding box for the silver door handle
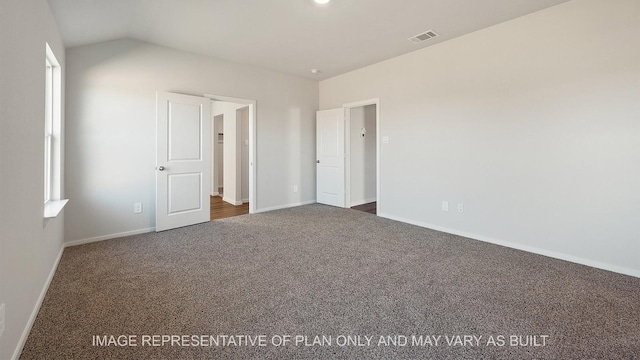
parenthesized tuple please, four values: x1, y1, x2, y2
(158, 166, 165, 171)
(316, 160, 320, 163)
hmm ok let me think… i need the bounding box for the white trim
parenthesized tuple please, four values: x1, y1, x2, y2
(223, 197, 243, 206)
(12, 246, 64, 360)
(242, 198, 249, 203)
(210, 191, 220, 196)
(344, 108, 351, 208)
(44, 199, 68, 218)
(343, 98, 380, 109)
(378, 212, 640, 279)
(253, 200, 316, 214)
(65, 227, 155, 247)
(204, 93, 257, 215)
(204, 94, 253, 105)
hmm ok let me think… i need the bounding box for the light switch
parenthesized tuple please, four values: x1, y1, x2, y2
(382, 136, 390, 144)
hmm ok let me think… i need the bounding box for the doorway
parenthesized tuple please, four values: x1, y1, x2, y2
(316, 99, 379, 214)
(213, 114, 224, 196)
(346, 102, 377, 215)
(207, 95, 256, 220)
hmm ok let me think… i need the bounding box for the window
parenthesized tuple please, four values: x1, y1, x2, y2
(44, 56, 54, 203)
(44, 43, 68, 218)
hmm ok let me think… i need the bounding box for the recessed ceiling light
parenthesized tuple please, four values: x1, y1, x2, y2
(314, 0, 331, 5)
(311, 69, 321, 74)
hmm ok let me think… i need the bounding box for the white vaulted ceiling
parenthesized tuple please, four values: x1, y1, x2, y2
(47, 0, 569, 79)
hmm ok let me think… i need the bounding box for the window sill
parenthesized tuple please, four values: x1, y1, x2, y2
(44, 199, 69, 218)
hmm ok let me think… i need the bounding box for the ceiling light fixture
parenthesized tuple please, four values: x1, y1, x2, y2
(311, 69, 321, 74)
(314, 0, 331, 5)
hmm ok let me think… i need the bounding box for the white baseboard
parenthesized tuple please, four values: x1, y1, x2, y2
(254, 200, 316, 213)
(242, 198, 249, 204)
(222, 197, 243, 206)
(350, 197, 377, 207)
(378, 212, 640, 279)
(65, 227, 155, 247)
(12, 245, 65, 360)
(210, 192, 220, 196)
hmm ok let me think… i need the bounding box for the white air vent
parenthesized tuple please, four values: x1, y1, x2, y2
(409, 30, 439, 43)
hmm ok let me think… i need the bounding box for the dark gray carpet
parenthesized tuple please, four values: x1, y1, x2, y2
(20, 204, 640, 359)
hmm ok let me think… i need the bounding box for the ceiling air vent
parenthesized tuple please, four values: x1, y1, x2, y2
(409, 30, 439, 43)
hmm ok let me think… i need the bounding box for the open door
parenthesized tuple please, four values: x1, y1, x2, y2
(316, 108, 345, 208)
(156, 92, 211, 231)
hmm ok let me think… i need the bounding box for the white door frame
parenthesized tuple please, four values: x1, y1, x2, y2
(204, 93, 257, 214)
(343, 98, 380, 211)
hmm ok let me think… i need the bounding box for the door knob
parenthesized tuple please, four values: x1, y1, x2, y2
(158, 166, 165, 171)
(316, 160, 320, 163)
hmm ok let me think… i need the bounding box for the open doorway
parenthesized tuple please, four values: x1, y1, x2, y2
(213, 114, 224, 196)
(316, 99, 379, 214)
(209, 97, 254, 220)
(346, 101, 378, 215)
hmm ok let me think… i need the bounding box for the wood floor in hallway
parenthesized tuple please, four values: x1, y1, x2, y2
(351, 202, 377, 215)
(210, 196, 249, 220)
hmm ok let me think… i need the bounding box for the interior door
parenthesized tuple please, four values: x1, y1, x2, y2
(316, 108, 345, 207)
(156, 91, 211, 231)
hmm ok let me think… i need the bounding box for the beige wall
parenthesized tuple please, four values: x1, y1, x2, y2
(320, 0, 640, 276)
(64, 39, 318, 243)
(0, 1, 67, 358)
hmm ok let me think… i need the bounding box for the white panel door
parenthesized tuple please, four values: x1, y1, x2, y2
(316, 108, 345, 207)
(156, 92, 211, 231)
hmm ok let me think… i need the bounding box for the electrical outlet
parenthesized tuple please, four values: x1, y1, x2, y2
(0, 303, 5, 339)
(442, 201, 449, 212)
(293, 185, 298, 193)
(133, 202, 143, 214)
(458, 203, 464, 213)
